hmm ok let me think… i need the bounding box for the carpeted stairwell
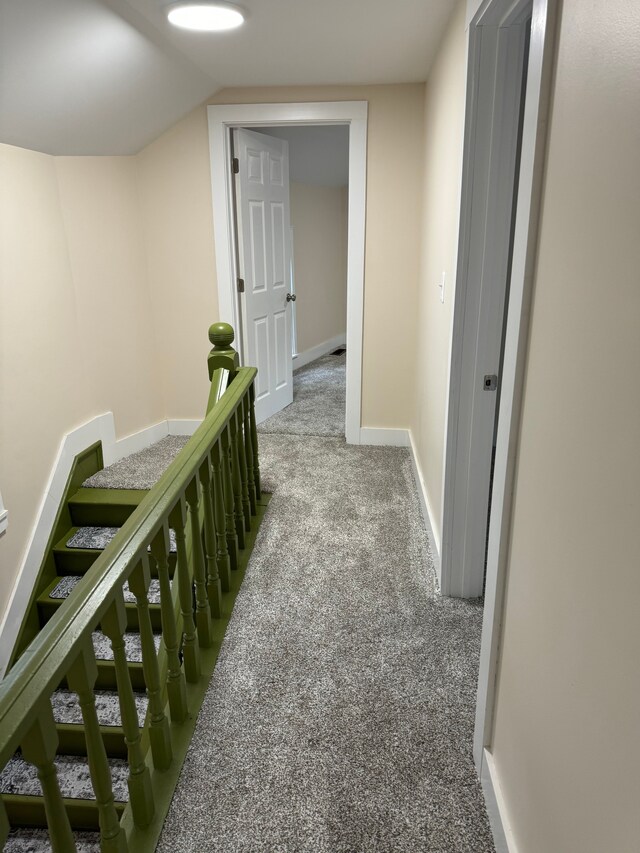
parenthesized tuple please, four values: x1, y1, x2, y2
(1, 438, 187, 851)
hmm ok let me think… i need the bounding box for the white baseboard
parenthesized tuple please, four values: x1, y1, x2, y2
(481, 749, 518, 853)
(0, 413, 174, 678)
(407, 430, 441, 584)
(359, 427, 410, 447)
(293, 333, 346, 370)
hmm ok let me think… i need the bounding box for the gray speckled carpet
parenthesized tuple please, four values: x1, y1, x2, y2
(157, 433, 494, 853)
(83, 436, 189, 490)
(257, 352, 346, 437)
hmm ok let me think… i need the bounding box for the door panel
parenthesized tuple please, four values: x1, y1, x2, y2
(235, 128, 293, 422)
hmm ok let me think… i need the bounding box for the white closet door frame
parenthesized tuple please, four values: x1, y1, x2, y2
(208, 101, 367, 445)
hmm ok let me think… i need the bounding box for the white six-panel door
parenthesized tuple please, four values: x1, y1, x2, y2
(234, 128, 293, 423)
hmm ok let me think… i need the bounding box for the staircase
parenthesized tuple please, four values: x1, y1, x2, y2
(0, 324, 270, 852)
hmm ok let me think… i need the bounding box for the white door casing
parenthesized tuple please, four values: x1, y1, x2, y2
(207, 101, 368, 446)
(441, 1, 533, 599)
(234, 128, 293, 423)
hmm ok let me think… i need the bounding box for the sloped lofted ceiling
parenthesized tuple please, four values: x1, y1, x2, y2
(0, 0, 456, 155)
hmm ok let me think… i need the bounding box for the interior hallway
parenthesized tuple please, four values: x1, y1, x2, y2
(156, 358, 493, 851)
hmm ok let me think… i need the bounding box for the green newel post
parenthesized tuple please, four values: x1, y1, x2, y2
(207, 322, 240, 380)
(207, 322, 240, 414)
(169, 499, 201, 684)
(101, 592, 154, 829)
(67, 640, 128, 852)
(129, 558, 172, 772)
(21, 703, 77, 852)
(150, 526, 188, 724)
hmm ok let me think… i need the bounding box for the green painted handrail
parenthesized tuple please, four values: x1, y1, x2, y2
(0, 362, 256, 770)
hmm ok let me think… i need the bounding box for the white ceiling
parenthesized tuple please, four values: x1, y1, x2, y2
(259, 126, 349, 187)
(0, 0, 456, 155)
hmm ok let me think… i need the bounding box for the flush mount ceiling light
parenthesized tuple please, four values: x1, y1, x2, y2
(167, 2, 246, 31)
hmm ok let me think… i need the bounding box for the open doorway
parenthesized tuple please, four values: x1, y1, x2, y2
(234, 124, 349, 438)
(207, 101, 367, 445)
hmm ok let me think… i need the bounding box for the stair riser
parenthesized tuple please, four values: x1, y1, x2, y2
(68, 503, 139, 528)
(39, 601, 163, 633)
(54, 550, 176, 578)
(56, 725, 130, 760)
(3, 796, 126, 831)
(62, 662, 146, 692)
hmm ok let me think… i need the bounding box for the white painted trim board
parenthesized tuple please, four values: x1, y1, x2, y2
(207, 101, 367, 446)
(293, 333, 346, 371)
(481, 749, 519, 853)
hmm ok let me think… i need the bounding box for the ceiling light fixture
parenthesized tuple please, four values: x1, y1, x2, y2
(167, 2, 246, 31)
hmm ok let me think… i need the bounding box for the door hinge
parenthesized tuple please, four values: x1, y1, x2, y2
(232, 157, 239, 174)
(237, 277, 245, 293)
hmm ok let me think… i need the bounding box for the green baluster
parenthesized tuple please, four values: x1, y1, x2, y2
(199, 458, 222, 617)
(243, 392, 257, 515)
(169, 498, 201, 684)
(67, 640, 128, 852)
(249, 381, 262, 499)
(235, 408, 252, 531)
(228, 420, 246, 549)
(150, 525, 188, 724)
(21, 703, 77, 852)
(211, 438, 231, 592)
(101, 590, 154, 828)
(129, 557, 172, 771)
(0, 796, 8, 849)
(221, 425, 239, 570)
(185, 477, 214, 647)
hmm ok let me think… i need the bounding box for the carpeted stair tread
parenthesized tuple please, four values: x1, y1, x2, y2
(92, 630, 160, 663)
(51, 688, 148, 728)
(4, 828, 101, 852)
(258, 352, 346, 437)
(66, 525, 177, 553)
(83, 436, 190, 491)
(49, 575, 162, 605)
(0, 753, 129, 802)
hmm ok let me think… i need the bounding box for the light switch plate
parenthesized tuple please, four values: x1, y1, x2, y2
(438, 270, 446, 303)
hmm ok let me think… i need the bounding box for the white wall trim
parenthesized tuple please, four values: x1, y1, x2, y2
(358, 427, 410, 447)
(207, 101, 368, 446)
(0, 413, 189, 678)
(407, 431, 442, 584)
(480, 749, 518, 853)
(293, 333, 346, 370)
(474, 0, 558, 772)
(0, 492, 7, 538)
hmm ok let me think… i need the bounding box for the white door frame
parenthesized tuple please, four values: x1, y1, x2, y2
(207, 101, 367, 445)
(454, 0, 557, 787)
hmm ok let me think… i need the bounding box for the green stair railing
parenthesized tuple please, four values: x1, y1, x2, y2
(0, 323, 265, 851)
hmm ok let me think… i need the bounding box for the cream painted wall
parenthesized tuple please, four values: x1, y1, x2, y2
(0, 146, 163, 623)
(490, 1, 640, 850)
(290, 181, 347, 354)
(139, 84, 425, 427)
(136, 106, 219, 419)
(411, 0, 467, 548)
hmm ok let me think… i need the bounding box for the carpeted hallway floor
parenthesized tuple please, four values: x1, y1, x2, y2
(156, 356, 495, 851)
(257, 351, 346, 437)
